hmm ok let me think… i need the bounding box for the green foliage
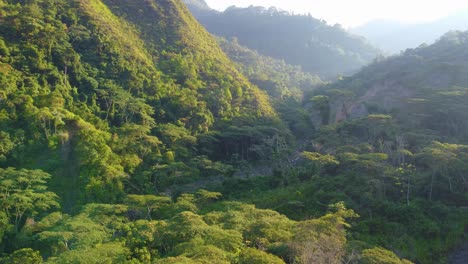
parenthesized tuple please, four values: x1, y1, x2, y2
(125, 195, 172, 220)
(0, 0, 281, 210)
(186, 4, 381, 77)
(361, 247, 414, 264)
(238, 248, 285, 264)
(0, 1, 467, 264)
(45, 242, 130, 264)
(218, 37, 322, 99)
(415, 141, 468, 200)
(2, 189, 362, 263)
(0, 38, 9, 58)
(300, 152, 340, 166)
(0, 168, 59, 232)
(0, 248, 43, 264)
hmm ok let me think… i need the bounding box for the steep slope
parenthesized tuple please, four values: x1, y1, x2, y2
(0, 0, 278, 209)
(183, 0, 217, 17)
(233, 31, 468, 263)
(183, 0, 210, 10)
(96, 0, 275, 119)
(1, 3, 406, 264)
(218, 37, 323, 98)
(217, 37, 324, 139)
(311, 30, 468, 140)
(183, 3, 381, 78)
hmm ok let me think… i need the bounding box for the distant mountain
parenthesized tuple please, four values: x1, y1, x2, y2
(183, 0, 209, 10)
(182, 0, 212, 16)
(312, 30, 468, 141)
(218, 37, 323, 98)
(183, 2, 381, 78)
(353, 10, 468, 54)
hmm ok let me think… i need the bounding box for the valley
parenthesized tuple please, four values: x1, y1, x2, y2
(0, 0, 466, 263)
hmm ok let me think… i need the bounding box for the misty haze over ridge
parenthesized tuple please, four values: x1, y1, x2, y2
(198, 0, 468, 54)
(352, 8, 468, 54)
(183, 0, 381, 78)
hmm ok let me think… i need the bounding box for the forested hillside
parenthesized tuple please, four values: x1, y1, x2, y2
(0, 0, 294, 261)
(0, 0, 467, 263)
(184, 2, 381, 78)
(0, 0, 277, 206)
(288, 31, 468, 262)
(218, 37, 323, 99)
(183, 0, 209, 10)
(315, 30, 468, 128)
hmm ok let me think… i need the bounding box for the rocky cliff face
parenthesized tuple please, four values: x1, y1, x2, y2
(333, 79, 412, 122)
(310, 31, 468, 126)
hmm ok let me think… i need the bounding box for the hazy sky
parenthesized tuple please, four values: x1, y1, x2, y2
(205, 0, 468, 27)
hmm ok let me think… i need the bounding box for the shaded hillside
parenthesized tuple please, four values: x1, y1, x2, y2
(183, 0, 209, 10)
(218, 37, 323, 98)
(311, 30, 468, 140)
(182, 0, 213, 17)
(184, 3, 381, 78)
(224, 31, 468, 263)
(217, 37, 324, 139)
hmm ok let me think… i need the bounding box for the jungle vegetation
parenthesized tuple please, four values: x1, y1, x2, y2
(0, 0, 466, 263)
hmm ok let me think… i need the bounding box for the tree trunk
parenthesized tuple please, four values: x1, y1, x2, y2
(406, 174, 410, 206)
(448, 176, 453, 193)
(146, 205, 152, 221)
(429, 169, 435, 201)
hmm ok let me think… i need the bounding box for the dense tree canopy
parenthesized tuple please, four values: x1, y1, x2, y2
(0, 0, 467, 263)
(184, 2, 381, 78)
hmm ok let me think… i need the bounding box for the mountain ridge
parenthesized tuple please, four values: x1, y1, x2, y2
(311, 30, 468, 138)
(183, 1, 381, 78)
